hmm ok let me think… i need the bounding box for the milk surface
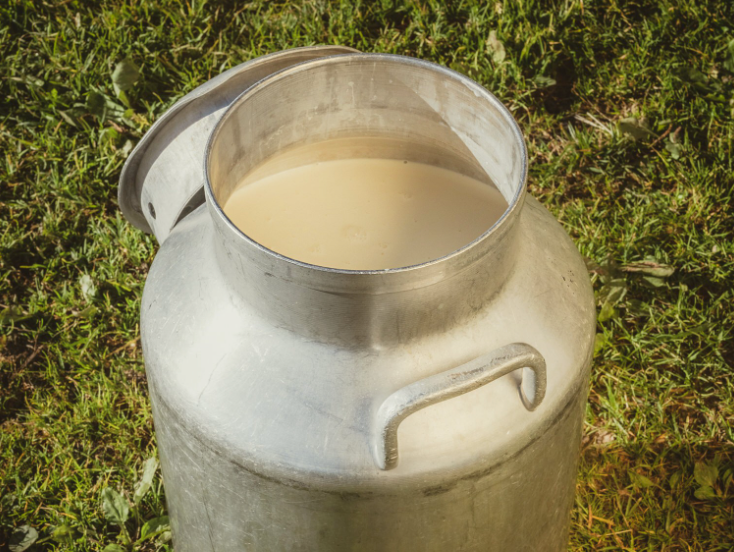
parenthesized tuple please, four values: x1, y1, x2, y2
(224, 156, 507, 270)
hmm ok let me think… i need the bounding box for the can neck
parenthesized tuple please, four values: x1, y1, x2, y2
(208, 189, 524, 347)
(204, 53, 529, 346)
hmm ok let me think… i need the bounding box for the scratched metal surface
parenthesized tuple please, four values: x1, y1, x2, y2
(133, 54, 596, 551)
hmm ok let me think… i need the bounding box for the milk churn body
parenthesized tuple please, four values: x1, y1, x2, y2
(125, 51, 596, 551)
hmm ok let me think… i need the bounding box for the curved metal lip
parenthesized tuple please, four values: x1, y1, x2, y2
(118, 45, 360, 234)
(205, 52, 529, 276)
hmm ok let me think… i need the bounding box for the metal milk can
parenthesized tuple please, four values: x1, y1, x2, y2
(119, 46, 596, 551)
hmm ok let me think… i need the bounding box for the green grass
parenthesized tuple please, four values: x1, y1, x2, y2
(1, 0, 733, 550)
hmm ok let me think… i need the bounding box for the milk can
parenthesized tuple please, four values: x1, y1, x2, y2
(119, 46, 596, 551)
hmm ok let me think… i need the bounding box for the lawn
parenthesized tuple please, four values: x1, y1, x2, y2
(1, 0, 733, 550)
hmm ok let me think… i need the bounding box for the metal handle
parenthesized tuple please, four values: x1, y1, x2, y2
(372, 343, 547, 470)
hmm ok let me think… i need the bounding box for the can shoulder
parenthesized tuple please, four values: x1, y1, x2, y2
(140, 198, 595, 489)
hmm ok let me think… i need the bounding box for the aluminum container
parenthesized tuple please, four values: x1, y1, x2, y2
(120, 48, 596, 551)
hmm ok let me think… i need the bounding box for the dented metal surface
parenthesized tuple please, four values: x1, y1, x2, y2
(124, 52, 596, 551)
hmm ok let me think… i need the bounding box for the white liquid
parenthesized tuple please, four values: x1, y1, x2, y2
(224, 157, 507, 270)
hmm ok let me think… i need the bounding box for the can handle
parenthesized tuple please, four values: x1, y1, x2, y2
(372, 343, 547, 470)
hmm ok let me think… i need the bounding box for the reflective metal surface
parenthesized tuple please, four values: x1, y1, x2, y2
(373, 342, 547, 471)
(118, 45, 359, 241)
(125, 52, 596, 551)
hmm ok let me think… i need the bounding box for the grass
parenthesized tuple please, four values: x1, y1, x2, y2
(1, 0, 733, 550)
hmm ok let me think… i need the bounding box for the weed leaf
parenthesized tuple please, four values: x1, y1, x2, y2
(597, 301, 616, 322)
(533, 74, 556, 88)
(101, 488, 130, 526)
(58, 109, 78, 128)
(23, 75, 44, 88)
(103, 545, 126, 552)
(122, 139, 134, 157)
(0, 307, 29, 325)
(694, 485, 717, 500)
(86, 90, 107, 119)
(112, 59, 140, 95)
(140, 515, 170, 541)
(594, 333, 609, 357)
(86, 89, 127, 122)
(694, 461, 719, 488)
(52, 524, 74, 543)
(625, 260, 675, 278)
(486, 31, 506, 64)
(599, 279, 627, 306)
(79, 274, 97, 303)
(629, 472, 655, 489)
(618, 117, 654, 141)
(668, 470, 682, 488)
(643, 276, 666, 288)
(133, 457, 159, 505)
(675, 65, 723, 98)
(665, 140, 683, 159)
(9, 525, 38, 552)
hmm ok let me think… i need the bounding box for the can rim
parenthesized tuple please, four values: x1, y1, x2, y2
(205, 53, 529, 276)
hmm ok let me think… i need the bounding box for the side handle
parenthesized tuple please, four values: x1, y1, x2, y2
(372, 343, 546, 470)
